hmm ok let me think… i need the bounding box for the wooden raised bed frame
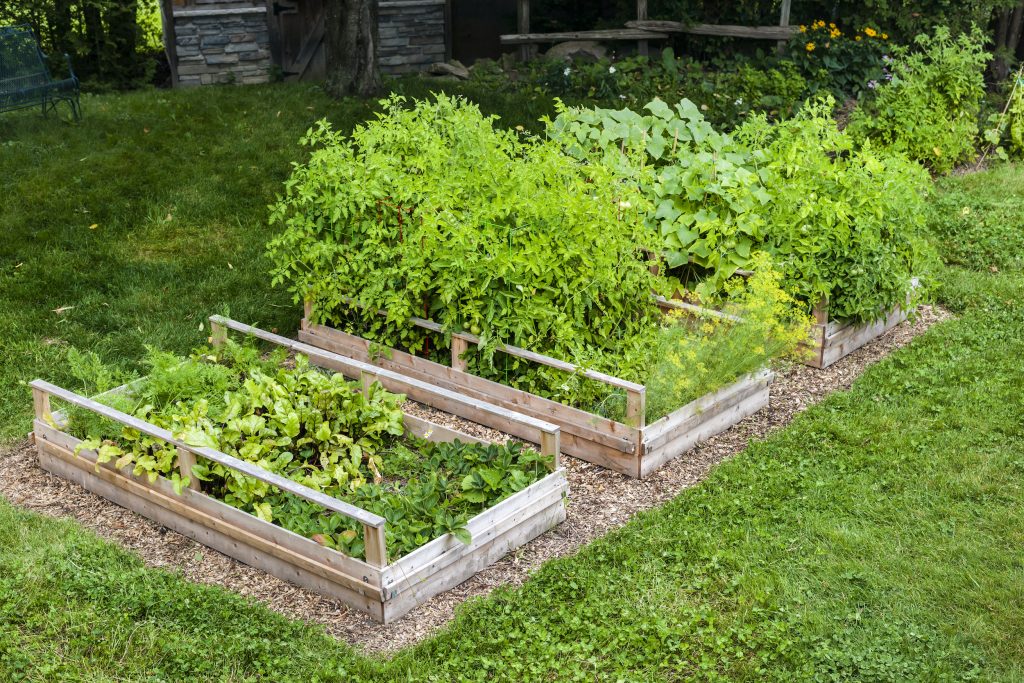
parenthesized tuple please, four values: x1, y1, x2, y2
(30, 316, 568, 624)
(803, 280, 919, 369)
(299, 301, 773, 479)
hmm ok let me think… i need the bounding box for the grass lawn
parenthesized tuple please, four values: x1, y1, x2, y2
(0, 81, 552, 444)
(2, 85, 1024, 681)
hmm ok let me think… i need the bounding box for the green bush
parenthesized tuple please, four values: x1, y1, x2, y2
(268, 94, 805, 420)
(268, 94, 663, 411)
(786, 19, 894, 98)
(552, 96, 934, 322)
(848, 26, 990, 173)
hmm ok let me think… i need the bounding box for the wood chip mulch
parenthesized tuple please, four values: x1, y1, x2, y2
(0, 306, 950, 655)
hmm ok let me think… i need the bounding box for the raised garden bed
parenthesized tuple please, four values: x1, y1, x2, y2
(299, 302, 773, 480)
(802, 279, 920, 369)
(30, 316, 567, 624)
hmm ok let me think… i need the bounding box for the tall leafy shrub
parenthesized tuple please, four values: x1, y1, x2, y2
(848, 26, 990, 173)
(267, 94, 663, 407)
(552, 96, 934, 322)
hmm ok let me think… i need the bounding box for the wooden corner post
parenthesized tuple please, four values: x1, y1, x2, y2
(540, 428, 561, 471)
(626, 387, 646, 429)
(210, 318, 228, 348)
(451, 336, 470, 372)
(176, 446, 202, 492)
(32, 386, 51, 423)
(363, 523, 387, 568)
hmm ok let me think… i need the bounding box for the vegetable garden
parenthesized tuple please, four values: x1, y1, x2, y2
(31, 317, 566, 622)
(22, 21, 1003, 628)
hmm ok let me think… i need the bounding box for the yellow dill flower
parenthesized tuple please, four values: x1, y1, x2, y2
(806, 42, 815, 52)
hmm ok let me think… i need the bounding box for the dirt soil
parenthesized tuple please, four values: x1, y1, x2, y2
(0, 306, 950, 655)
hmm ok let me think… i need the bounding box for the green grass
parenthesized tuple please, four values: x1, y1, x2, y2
(2, 86, 1024, 681)
(0, 81, 551, 443)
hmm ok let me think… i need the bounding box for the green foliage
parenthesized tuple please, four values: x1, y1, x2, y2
(738, 98, 936, 321)
(849, 26, 991, 173)
(641, 258, 811, 421)
(552, 95, 933, 322)
(786, 19, 894, 97)
(470, 49, 809, 130)
(68, 340, 552, 562)
(0, 0, 162, 89)
(5, 164, 1024, 679)
(267, 94, 667, 412)
(982, 70, 1024, 161)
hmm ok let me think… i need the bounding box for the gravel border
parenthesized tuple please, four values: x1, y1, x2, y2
(0, 305, 950, 655)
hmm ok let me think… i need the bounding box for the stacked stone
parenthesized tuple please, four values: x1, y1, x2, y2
(378, 0, 447, 74)
(175, 7, 272, 86)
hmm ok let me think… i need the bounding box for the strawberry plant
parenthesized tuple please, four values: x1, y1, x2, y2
(66, 341, 554, 563)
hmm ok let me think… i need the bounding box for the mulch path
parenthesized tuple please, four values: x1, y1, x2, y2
(0, 306, 950, 655)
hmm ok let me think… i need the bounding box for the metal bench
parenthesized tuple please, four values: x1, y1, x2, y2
(0, 25, 81, 121)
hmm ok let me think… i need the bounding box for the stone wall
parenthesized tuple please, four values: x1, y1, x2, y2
(378, 0, 447, 74)
(174, 6, 272, 86)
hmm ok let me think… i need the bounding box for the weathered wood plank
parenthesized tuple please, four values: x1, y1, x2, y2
(381, 498, 566, 622)
(299, 323, 638, 453)
(34, 430, 386, 599)
(30, 379, 388, 529)
(819, 306, 909, 369)
(626, 20, 797, 39)
(500, 28, 668, 44)
(642, 370, 772, 445)
(381, 472, 567, 598)
(640, 380, 771, 477)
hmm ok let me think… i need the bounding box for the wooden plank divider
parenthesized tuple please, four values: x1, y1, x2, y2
(28, 379, 388, 530)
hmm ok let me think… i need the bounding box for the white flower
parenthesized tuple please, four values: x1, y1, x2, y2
(618, 200, 631, 208)
(734, 97, 743, 106)
(563, 67, 571, 76)
(608, 66, 617, 74)
(619, 94, 627, 100)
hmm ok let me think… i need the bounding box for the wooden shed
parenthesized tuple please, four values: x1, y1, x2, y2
(159, 0, 519, 87)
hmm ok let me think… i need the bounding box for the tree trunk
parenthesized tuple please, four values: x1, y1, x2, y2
(324, 0, 381, 98)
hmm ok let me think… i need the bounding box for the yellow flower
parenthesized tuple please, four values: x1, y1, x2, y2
(806, 42, 815, 52)
(830, 28, 841, 38)
(829, 22, 836, 28)
(799, 24, 807, 33)
(855, 35, 862, 41)
(882, 33, 888, 40)
(864, 27, 877, 37)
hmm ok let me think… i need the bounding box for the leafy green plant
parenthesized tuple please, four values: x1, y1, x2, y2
(787, 19, 893, 98)
(848, 26, 990, 173)
(738, 98, 935, 321)
(553, 95, 933, 323)
(638, 256, 811, 422)
(267, 94, 666, 412)
(981, 69, 1024, 162)
(68, 340, 553, 562)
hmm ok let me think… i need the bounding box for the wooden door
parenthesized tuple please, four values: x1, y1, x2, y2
(267, 0, 325, 80)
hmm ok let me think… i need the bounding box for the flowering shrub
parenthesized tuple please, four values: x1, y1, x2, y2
(787, 19, 892, 98)
(848, 26, 990, 173)
(640, 256, 810, 421)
